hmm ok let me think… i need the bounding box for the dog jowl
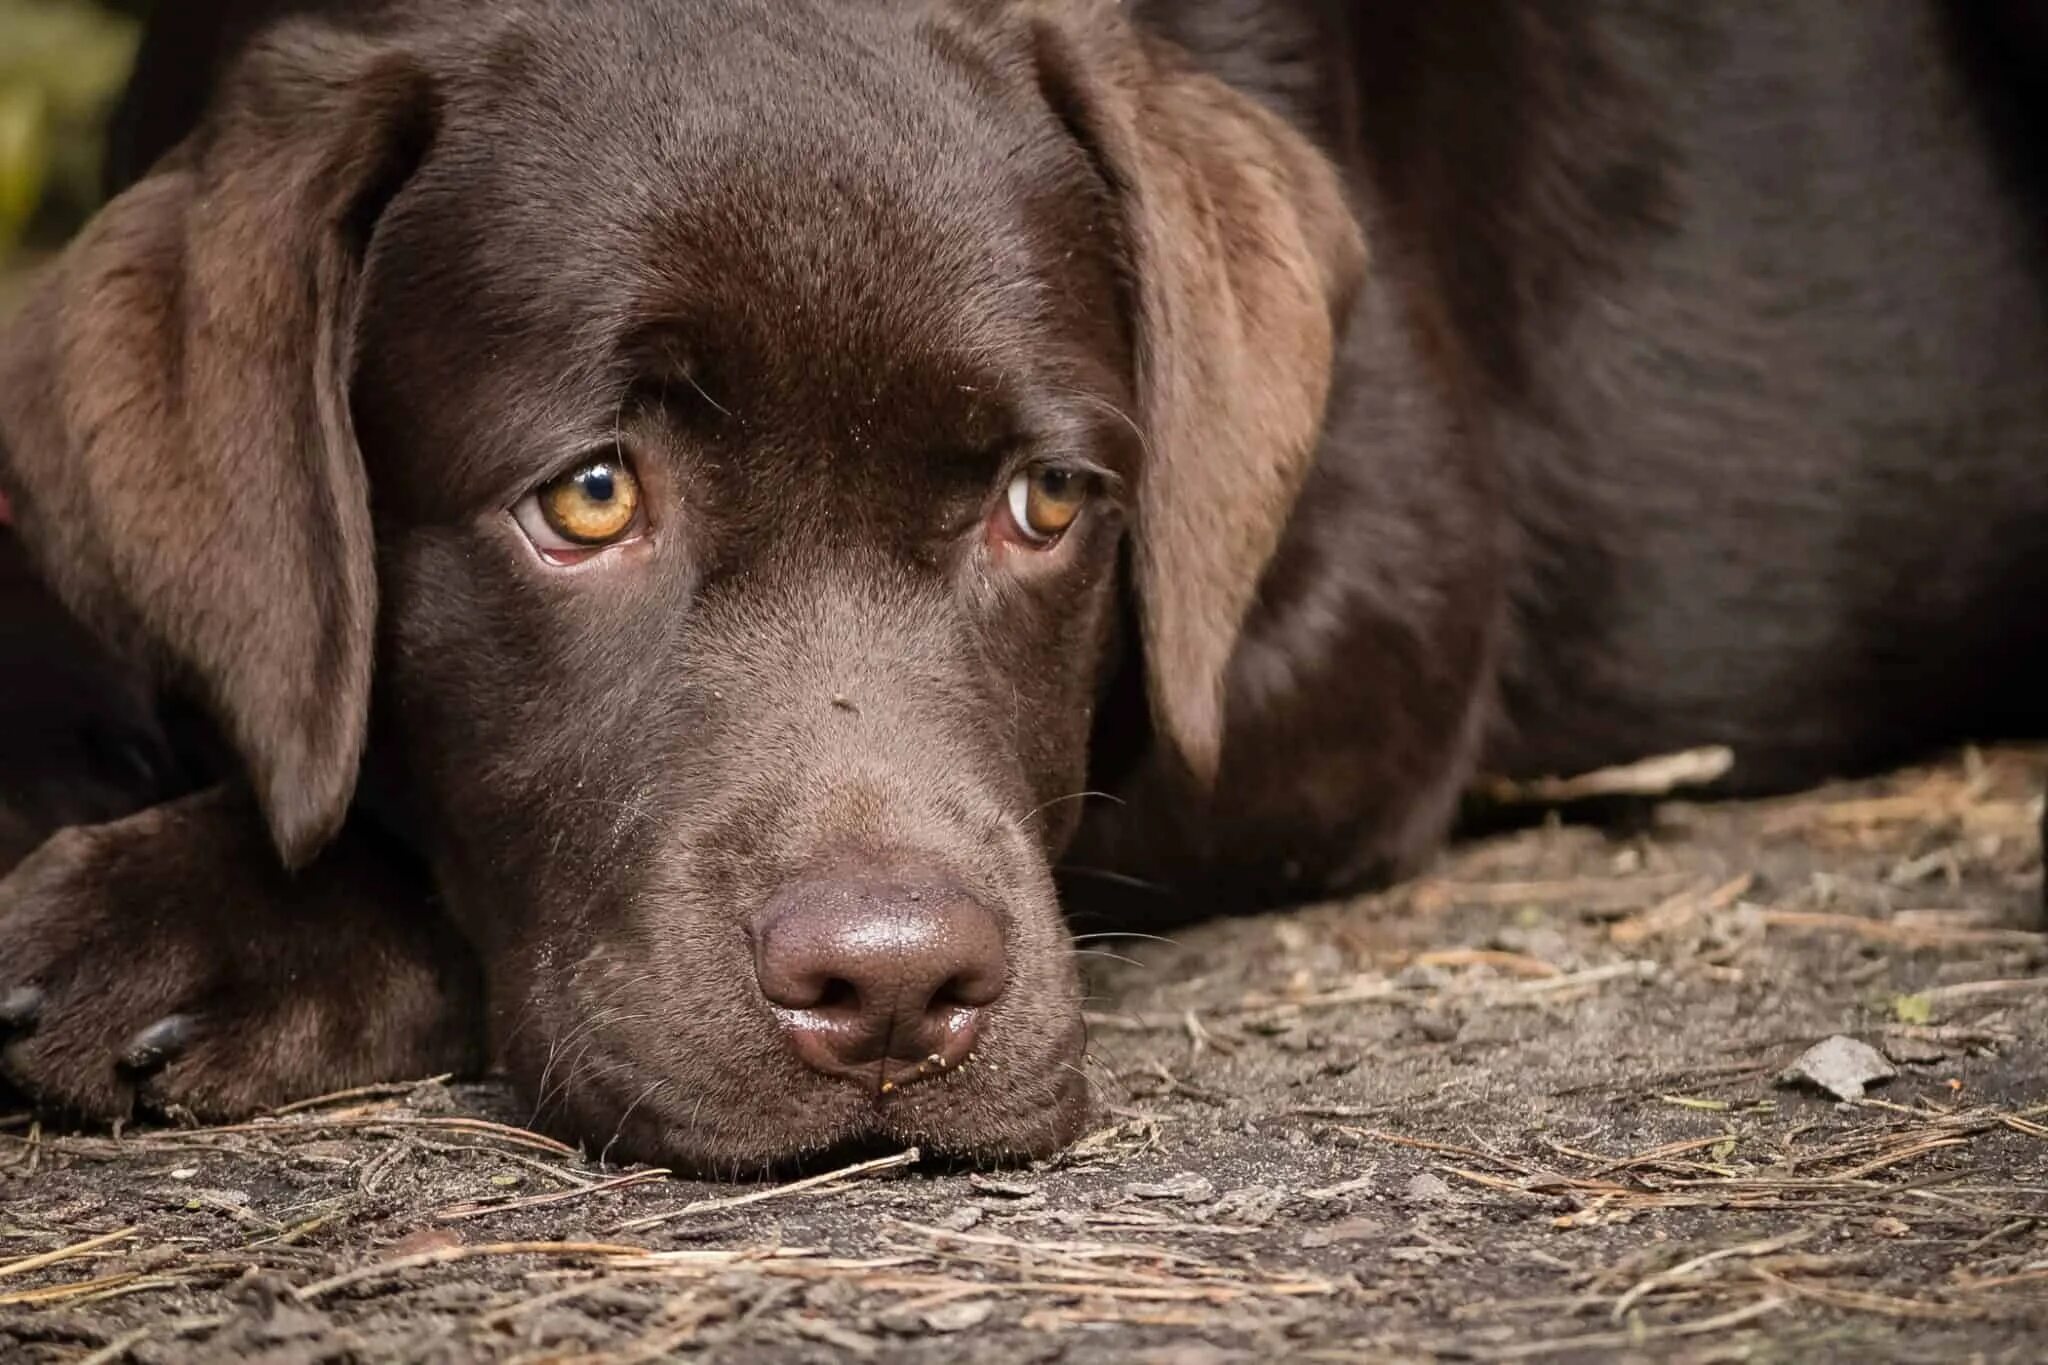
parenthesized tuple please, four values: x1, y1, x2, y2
(0, 0, 1361, 1169)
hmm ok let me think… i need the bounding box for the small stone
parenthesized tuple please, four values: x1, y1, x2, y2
(790, 1317, 880, 1356)
(1882, 1034, 1953, 1065)
(1411, 1012, 1460, 1043)
(1395, 963, 1450, 991)
(224, 1269, 295, 1313)
(1302, 1215, 1386, 1248)
(1490, 925, 1577, 967)
(404, 1079, 461, 1114)
(1273, 1025, 1323, 1053)
(1402, 1173, 1456, 1205)
(921, 1300, 994, 1333)
(803, 1280, 862, 1313)
(1871, 1216, 1911, 1238)
(127, 1245, 187, 1273)
(1778, 1035, 1898, 1102)
(385, 1227, 465, 1259)
(935, 1206, 984, 1232)
(983, 1192, 1047, 1213)
(968, 1174, 1040, 1199)
(1122, 1172, 1217, 1203)
(1206, 1185, 1287, 1225)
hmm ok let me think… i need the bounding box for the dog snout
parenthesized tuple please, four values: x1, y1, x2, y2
(752, 876, 1007, 1090)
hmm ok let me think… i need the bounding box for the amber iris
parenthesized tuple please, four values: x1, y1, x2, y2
(1007, 467, 1088, 543)
(539, 461, 641, 545)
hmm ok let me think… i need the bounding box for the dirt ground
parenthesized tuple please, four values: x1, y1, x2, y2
(1, 748, 2044, 1363)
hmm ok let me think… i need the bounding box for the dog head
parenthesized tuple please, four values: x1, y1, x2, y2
(0, 0, 1360, 1170)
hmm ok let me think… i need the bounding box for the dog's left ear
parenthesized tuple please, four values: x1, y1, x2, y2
(1023, 2, 1366, 790)
(0, 26, 435, 868)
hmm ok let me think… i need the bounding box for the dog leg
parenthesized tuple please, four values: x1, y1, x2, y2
(0, 785, 483, 1123)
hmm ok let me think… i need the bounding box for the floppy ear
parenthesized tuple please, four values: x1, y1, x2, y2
(0, 27, 433, 868)
(1028, 5, 1365, 788)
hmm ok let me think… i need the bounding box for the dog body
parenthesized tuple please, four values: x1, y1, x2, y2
(2, 0, 2045, 1169)
(1096, 0, 2048, 898)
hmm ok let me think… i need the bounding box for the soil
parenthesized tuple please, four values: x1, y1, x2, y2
(3, 748, 2045, 1363)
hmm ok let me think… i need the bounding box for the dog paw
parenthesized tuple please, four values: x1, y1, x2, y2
(0, 791, 481, 1123)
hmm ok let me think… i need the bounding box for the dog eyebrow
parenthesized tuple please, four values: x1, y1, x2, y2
(626, 326, 741, 428)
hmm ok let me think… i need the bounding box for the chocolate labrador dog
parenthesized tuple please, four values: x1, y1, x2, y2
(3, 0, 2046, 1172)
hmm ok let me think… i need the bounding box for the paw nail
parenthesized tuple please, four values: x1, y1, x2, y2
(120, 1014, 197, 1073)
(0, 988, 42, 1030)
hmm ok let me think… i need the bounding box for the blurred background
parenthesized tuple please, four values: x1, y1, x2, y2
(0, 0, 150, 295)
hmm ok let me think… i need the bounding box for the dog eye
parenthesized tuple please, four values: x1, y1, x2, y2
(515, 456, 645, 557)
(1002, 467, 1090, 546)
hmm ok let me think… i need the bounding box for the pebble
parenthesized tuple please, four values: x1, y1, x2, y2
(1778, 1035, 1897, 1102)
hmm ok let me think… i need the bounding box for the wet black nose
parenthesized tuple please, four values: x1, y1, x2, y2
(752, 877, 1007, 1090)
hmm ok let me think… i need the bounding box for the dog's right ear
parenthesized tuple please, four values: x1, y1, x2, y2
(0, 26, 434, 869)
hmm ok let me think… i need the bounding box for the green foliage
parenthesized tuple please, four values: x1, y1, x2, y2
(1891, 993, 1934, 1025)
(0, 0, 142, 265)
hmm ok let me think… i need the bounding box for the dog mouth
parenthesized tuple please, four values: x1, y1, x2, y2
(505, 988, 1092, 1175)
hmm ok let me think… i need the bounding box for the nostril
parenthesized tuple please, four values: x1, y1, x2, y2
(812, 977, 860, 1016)
(930, 964, 1001, 1013)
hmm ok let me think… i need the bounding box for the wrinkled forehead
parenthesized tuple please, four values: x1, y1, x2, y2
(357, 0, 1123, 509)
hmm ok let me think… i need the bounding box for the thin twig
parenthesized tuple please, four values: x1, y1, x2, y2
(1477, 746, 1735, 805)
(267, 1075, 455, 1116)
(0, 1227, 139, 1281)
(293, 1241, 649, 1303)
(437, 1167, 672, 1222)
(75, 1329, 152, 1365)
(1612, 1228, 1816, 1319)
(612, 1148, 920, 1233)
(1432, 1297, 1786, 1362)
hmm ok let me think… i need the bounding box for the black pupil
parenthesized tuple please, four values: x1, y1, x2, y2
(576, 466, 617, 503)
(1037, 469, 1072, 498)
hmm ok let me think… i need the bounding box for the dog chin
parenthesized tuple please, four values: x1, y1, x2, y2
(518, 1029, 1094, 1176)
(668, 1087, 1092, 1178)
